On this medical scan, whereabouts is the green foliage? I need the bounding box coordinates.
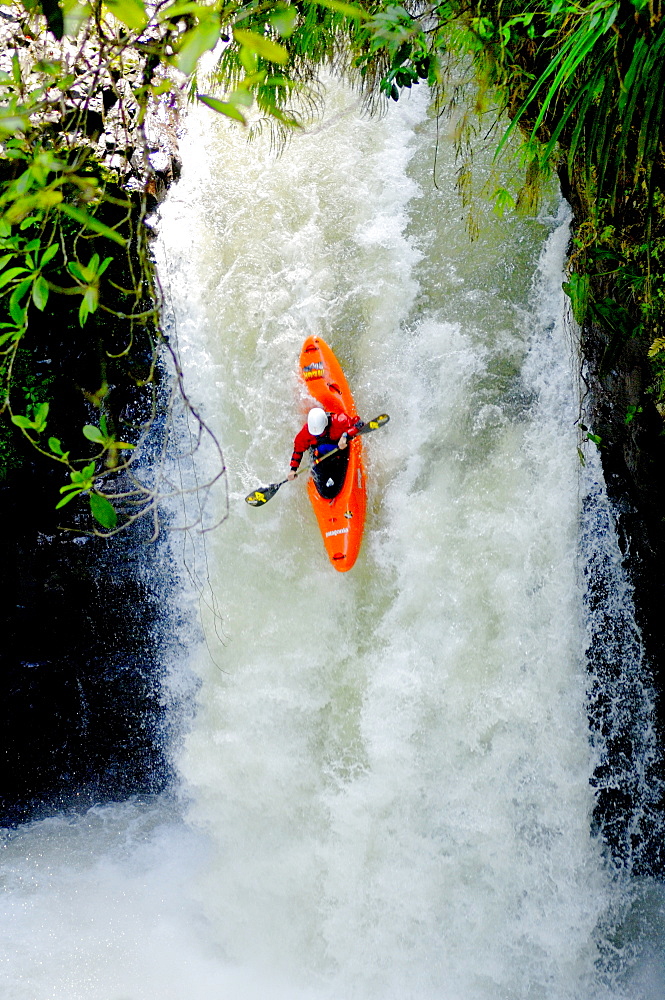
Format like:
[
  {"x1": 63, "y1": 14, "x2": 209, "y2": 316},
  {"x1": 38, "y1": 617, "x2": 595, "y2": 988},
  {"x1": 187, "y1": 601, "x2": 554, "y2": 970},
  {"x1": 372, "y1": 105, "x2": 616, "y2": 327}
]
[
  {"x1": 89, "y1": 491, "x2": 118, "y2": 529},
  {"x1": 11, "y1": 400, "x2": 49, "y2": 433},
  {"x1": 562, "y1": 272, "x2": 590, "y2": 325},
  {"x1": 430, "y1": 0, "x2": 665, "y2": 412},
  {"x1": 579, "y1": 423, "x2": 602, "y2": 447},
  {"x1": 56, "y1": 461, "x2": 97, "y2": 508},
  {"x1": 493, "y1": 0, "x2": 665, "y2": 226},
  {"x1": 67, "y1": 254, "x2": 114, "y2": 326},
  {"x1": 82, "y1": 414, "x2": 136, "y2": 460}
]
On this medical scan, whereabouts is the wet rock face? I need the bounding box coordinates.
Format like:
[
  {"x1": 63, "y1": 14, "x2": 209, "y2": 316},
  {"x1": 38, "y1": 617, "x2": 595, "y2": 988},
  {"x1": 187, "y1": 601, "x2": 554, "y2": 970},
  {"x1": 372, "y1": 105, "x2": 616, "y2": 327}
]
[
  {"x1": 0, "y1": 216, "x2": 184, "y2": 825},
  {"x1": 581, "y1": 318, "x2": 665, "y2": 672},
  {"x1": 581, "y1": 318, "x2": 665, "y2": 876},
  {"x1": 0, "y1": 448, "x2": 180, "y2": 826},
  {"x1": 0, "y1": 185, "x2": 181, "y2": 826}
]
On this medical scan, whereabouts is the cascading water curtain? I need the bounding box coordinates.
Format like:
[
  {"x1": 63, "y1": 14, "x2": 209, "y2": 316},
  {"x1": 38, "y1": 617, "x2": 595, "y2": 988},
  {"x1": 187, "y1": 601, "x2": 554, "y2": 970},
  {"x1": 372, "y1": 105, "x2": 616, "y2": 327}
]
[{"x1": 1, "y1": 80, "x2": 664, "y2": 1000}]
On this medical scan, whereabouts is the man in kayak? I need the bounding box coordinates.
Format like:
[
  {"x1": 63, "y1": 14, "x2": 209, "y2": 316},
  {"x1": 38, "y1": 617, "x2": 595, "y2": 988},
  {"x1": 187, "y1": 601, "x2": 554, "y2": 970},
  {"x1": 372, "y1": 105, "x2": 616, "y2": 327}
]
[{"x1": 287, "y1": 406, "x2": 363, "y2": 497}]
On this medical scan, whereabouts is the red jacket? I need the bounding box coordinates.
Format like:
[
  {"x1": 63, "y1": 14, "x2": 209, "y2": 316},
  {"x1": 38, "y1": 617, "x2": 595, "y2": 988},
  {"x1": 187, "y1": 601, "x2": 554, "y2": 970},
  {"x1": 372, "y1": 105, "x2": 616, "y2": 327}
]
[{"x1": 290, "y1": 412, "x2": 362, "y2": 471}]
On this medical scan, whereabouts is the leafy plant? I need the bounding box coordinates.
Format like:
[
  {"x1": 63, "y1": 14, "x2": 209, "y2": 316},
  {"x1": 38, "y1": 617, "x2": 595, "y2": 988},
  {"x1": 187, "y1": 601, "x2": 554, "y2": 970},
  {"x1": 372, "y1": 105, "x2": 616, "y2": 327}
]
[
  {"x1": 82, "y1": 414, "x2": 135, "y2": 468},
  {"x1": 563, "y1": 272, "x2": 590, "y2": 326},
  {"x1": 56, "y1": 460, "x2": 118, "y2": 529},
  {"x1": 67, "y1": 254, "x2": 114, "y2": 327},
  {"x1": 10, "y1": 401, "x2": 49, "y2": 435}
]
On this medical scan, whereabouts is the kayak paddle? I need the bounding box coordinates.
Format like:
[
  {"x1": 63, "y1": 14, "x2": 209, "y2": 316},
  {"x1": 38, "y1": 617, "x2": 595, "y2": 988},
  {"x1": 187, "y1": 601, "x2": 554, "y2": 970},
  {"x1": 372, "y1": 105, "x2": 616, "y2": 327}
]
[{"x1": 245, "y1": 413, "x2": 390, "y2": 507}]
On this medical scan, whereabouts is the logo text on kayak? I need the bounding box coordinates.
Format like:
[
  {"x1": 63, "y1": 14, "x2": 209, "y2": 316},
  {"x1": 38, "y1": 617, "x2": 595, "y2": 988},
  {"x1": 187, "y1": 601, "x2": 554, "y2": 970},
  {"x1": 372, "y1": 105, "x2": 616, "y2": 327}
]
[{"x1": 303, "y1": 363, "x2": 324, "y2": 381}]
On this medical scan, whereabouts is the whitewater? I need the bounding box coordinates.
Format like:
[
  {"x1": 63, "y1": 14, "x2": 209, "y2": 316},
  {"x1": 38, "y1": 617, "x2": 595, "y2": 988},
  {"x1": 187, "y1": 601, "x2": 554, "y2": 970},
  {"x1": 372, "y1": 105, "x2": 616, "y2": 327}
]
[{"x1": 2, "y1": 82, "x2": 664, "y2": 1000}]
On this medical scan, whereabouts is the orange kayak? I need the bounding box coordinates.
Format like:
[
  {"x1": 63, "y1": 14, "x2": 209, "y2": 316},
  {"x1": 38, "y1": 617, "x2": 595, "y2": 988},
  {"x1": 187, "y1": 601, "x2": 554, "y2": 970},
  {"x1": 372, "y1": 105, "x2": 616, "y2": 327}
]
[{"x1": 299, "y1": 336, "x2": 366, "y2": 572}]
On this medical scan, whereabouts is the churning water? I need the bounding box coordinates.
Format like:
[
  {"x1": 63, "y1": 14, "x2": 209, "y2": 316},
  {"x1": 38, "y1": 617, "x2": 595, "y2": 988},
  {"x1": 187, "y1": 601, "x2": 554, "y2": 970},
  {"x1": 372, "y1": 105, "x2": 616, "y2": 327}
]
[{"x1": 2, "y1": 82, "x2": 665, "y2": 999}]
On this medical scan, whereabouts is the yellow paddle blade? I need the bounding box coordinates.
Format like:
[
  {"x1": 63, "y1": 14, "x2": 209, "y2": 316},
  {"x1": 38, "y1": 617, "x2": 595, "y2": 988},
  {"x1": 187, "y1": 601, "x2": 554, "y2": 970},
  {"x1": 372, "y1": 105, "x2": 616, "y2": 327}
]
[{"x1": 245, "y1": 481, "x2": 283, "y2": 506}]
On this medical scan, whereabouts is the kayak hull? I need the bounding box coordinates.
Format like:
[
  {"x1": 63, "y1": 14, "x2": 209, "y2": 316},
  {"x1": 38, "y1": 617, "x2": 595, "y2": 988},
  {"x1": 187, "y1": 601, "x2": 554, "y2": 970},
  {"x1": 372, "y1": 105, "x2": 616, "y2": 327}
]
[{"x1": 299, "y1": 336, "x2": 366, "y2": 572}]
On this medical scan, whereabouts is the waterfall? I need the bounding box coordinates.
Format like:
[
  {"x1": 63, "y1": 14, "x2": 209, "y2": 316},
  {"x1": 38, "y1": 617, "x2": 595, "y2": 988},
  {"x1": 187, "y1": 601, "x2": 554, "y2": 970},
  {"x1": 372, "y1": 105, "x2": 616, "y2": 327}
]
[{"x1": 1, "y1": 82, "x2": 664, "y2": 1000}]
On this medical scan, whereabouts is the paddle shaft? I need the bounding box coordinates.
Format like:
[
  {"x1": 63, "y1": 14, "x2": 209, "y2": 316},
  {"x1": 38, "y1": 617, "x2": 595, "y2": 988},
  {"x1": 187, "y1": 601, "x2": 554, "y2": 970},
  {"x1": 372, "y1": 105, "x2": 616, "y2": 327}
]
[
  {"x1": 262, "y1": 436, "x2": 353, "y2": 493},
  {"x1": 245, "y1": 414, "x2": 389, "y2": 507}
]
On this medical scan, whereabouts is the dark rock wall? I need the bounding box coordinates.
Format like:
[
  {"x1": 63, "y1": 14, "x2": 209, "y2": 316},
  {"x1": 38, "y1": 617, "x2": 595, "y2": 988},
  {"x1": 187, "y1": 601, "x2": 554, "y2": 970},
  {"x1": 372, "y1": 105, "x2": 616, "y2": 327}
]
[
  {"x1": 581, "y1": 316, "x2": 665, "y2": 696},
  {"x1": 579, "y1": 315, "x2": 665, "y2": 875},
  {"x1": 0, "y1": 192, "x2": 183, "y2": 826},
  {"x1": 0, "y1": 466, "x2": 177, "y2": 825}
]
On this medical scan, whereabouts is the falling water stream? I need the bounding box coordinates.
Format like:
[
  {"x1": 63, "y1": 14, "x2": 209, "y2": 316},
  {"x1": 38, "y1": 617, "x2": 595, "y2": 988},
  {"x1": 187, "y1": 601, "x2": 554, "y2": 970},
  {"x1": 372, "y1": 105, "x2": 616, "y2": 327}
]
[{"x1": 2, "y1": 82, "x2": 665, "y2": 1000}]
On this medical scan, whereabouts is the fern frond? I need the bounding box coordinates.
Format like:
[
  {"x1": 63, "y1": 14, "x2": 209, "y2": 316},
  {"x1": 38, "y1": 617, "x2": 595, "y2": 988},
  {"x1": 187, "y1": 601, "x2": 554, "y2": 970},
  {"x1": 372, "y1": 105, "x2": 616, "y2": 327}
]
[{"x1": 648, "y1": 337, "x2": 665, "y2": 358}]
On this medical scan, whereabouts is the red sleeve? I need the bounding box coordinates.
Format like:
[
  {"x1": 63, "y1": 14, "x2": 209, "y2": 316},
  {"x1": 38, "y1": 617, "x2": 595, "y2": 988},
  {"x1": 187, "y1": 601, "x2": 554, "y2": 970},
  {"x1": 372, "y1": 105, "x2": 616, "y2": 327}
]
[
  {"x1": 329, "y1": 413, "x2": 362, "y2": 441},
  {"x1": 290, "y1": 425, "x2": 315, "y2": 470},
  {"x1": 347, "y1": 415, "x2": 363, "y2": 439}
]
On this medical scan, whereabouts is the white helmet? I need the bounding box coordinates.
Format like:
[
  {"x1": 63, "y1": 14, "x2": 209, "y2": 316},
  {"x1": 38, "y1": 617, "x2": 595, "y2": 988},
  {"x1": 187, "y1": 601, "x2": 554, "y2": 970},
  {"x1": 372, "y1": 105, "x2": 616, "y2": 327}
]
[{"x1": 307, "y1": 407, "x2": 328, "y2": 435}]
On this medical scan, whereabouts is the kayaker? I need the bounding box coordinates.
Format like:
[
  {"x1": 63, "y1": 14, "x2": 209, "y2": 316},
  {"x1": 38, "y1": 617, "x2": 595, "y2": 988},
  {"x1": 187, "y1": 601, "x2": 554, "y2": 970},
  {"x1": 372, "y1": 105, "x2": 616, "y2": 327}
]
[{"x1": 287, "y1": 407, "x2": 363, "y2": 493}]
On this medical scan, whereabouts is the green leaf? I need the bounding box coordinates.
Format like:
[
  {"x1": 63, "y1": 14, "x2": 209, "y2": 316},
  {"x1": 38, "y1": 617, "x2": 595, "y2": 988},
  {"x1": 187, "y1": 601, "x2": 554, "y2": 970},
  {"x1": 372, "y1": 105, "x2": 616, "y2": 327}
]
[
  {"x1": 83, "y1": 286, "x2": 98, "y2": 314},
  {"x1": 40, "y1": 243, "x2": 59, "y2": 267},
  {"x1": 32, "y1": 402, "x2": 49, "y2": 432},
  {"x1": 58, "y1": 203, "x2": 127, "y2": 247},
  {"x1": 103, "y1": 0, "x2": 148, "y2": 31},
  {"x1": 150, "y1": 79, "x2": 173, "y2": 97},
  {"x1": 233, "y1": 70, "x2": 267, "y2": 90},
  {"x1": 239, "y1": 46, "x2": 258, "y2": 73},
  {"x1": 78, "y1": 296, "x2": 90, "y2": 327},
  {"x1": 197, "y1": 93, "x2": 247, "y2": 124},
  {"x1": 55, "y1": 488, "x2": 84, "y2": 509},
  {"x1": 562, "y1": 272, "x2": 590, "y2": 325},
  {"x1": 175, "y1": 16, "x2": 221, "y2": 75},
  {"x1": 233, "y1": 28, "x2": 289, "y2": 65},
  {"x1": 90, "y1": 492, "x2": 118, "y2": 529},
  {"x1": 0, "y1": 327, "x2": 23, "y2": 347},
  {"x1": 270, "y1": 6, "x2": 298, "y2": 36},
  {"x1": 48, "y1": 436, "x2": 68, "y2": 458},
  {"x1": 68, "y1": 460, "x2": 96, "y2": 487},
  {"x1": 0, "y1": 266, "x2": 30, "y2": 289},
  {"x1": 83, "y1": 424, "x2": 105, "y2": 443},
  {"x1": 11, "y1": 414, "x2": 33, "y2": 429},
  {"x1": 34, "y1": 190, "x2": 63, "y2": 210},
  {"x1": 9, "y1": 278, "x2": 32, "y2": 325},
  {"x1": 67, "y1": 260, "x2": 89, "y2": 282},
  {"x1": 32, "y1": 275, "x2": 49, "y2": 311}
]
